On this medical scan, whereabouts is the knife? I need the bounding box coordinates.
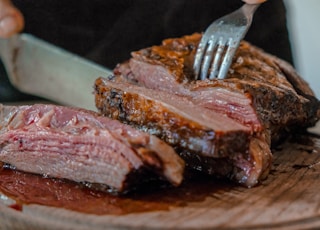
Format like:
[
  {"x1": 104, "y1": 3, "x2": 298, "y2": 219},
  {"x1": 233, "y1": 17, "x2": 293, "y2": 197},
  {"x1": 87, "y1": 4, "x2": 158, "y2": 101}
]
[{"x1": 0, "y1": 33, "x2": 113, "y2": 111}]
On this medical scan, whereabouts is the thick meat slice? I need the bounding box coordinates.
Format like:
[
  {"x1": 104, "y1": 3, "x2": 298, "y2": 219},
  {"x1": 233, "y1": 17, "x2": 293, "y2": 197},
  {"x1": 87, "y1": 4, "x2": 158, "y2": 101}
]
[
  {"x1": 0, "y1": 104, "x2": 184, "y2": 192},
  {"x1": 95, "y1": 33, "x2": 319, "y2": 187},
  {"x1": 120, "y1": 33, "x2": 319, "y2": 140},
  {"x1": 95, "y1": 78, "x2": 272, "y2": 187}
]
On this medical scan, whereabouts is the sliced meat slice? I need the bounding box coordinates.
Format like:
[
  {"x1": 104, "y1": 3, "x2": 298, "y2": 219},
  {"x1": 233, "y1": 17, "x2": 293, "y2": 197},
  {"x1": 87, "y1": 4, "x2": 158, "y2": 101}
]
[
  {"x1": 94, "y1": 78, "x2": 272, "y2": 187},
  {"x1": 0, "y1": 104, "x2": 184, "y2": 192},
  {"x1": 116, "y1": 33, "x2": 320, "y2": 142}
]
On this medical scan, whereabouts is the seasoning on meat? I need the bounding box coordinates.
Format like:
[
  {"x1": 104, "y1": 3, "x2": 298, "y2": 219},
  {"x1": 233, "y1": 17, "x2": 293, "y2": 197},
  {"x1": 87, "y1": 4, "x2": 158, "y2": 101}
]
[{"x1": 95, "y1": 33, "x2": 320, "y2": 187}]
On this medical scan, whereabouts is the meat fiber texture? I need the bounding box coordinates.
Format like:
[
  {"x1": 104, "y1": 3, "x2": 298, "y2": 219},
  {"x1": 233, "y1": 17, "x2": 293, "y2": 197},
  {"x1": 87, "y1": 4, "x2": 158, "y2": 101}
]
[
  {"x1": 0, "y1": 104, "x2": 184, "y2": 193},
  {"x1": 94, "y1": 33, "x2": 320, "y2": 187}
]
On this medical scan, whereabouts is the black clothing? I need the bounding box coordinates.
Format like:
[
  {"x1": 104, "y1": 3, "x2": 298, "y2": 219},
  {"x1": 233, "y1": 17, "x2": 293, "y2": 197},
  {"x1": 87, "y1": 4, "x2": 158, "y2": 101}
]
[
  {"x1": 13, "y1": 0, "x2": 293, "y2": 67},
  {"x1": 1, "y1": 0, "x2": 293, "y2": 101}
]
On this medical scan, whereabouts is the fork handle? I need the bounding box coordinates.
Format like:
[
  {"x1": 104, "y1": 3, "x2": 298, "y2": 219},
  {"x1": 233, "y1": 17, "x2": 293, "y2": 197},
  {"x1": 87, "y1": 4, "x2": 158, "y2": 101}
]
[{"x1": 241, "y1": 3, "x2": 261, "y2": 23}]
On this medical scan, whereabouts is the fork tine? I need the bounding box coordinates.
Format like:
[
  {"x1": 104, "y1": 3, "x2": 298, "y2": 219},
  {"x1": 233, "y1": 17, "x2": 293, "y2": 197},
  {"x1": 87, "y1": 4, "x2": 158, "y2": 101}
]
[
  {"x1": 217, "y1": 38, "x2": 238, "y2": 79},
  {"x1": 200, "y1": 36, "x2": 217, "y2": 80},
  {"x1": 208, "y1": 37, "x2": 226, "y2": 80},
  {"x1": 193, "y1": 38, "x2": 208, "y2": 80}
]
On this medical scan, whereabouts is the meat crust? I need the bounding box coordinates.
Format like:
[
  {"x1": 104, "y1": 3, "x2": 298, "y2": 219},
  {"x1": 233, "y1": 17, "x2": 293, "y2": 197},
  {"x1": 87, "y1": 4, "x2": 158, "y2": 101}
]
[{"x1": 95, "y1": 33, "x2": 319, "y2": 187}]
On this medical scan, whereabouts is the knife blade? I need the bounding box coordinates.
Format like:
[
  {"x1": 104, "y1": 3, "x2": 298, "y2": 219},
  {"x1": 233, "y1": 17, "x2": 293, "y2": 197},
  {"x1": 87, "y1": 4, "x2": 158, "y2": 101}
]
[{"x1": 0, "y1": 33, "x2": 113, "y2": 111}]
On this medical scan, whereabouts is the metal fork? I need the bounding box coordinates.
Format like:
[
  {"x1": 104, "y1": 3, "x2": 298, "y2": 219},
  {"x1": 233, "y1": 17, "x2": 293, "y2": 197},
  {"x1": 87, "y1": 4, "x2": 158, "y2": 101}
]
[{"x1": 193, "y1": 3, "x2": 260, "y2": 80}]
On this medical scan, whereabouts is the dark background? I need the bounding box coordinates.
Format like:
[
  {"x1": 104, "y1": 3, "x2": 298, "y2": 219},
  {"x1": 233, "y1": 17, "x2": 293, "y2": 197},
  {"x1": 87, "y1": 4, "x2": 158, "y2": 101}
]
[{"x1": 1, "y1": 0, "x2": 292, "y2": 101}]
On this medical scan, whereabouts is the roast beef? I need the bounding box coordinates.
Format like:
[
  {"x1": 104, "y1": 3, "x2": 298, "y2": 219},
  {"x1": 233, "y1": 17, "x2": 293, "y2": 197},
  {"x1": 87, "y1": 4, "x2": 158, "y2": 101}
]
[
  {"x1": 94, "y1": 33, "x2": 320, "y2": 187},
  {"x1": 116, "y1": 33, "x2": 319, "y2": 141},
  {"x1": 0, "y1": 104, "x2": 184, "y2": 192}
]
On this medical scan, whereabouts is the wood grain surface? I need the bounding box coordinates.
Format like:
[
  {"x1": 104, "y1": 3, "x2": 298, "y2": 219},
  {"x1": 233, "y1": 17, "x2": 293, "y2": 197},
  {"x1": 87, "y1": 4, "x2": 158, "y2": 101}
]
[{"x1": 1, "y1": 123, "x2": 320, "y2": 230}]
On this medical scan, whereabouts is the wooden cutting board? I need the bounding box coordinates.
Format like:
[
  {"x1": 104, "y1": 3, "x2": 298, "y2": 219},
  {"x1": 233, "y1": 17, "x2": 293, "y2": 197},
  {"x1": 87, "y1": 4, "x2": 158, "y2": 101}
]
[{"x1": 1, "y1": 123, "x2": 320, "y2": 230}]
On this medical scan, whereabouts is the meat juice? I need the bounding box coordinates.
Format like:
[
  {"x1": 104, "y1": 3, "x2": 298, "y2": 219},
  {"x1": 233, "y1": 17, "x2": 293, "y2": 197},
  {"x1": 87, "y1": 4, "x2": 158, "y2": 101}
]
[{"x1": 0, "y1": 166, "x2": 231, "y2": 215}]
